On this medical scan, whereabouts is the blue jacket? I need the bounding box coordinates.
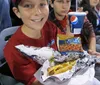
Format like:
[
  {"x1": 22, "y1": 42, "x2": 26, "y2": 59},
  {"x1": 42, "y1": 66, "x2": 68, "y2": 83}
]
[{"x1": 0, "y1": 0, "x2": 12, "y2": 32}]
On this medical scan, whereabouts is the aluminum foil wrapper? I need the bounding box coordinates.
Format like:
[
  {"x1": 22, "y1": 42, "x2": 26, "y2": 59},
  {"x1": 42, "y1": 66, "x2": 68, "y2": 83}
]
[
  {"x1": 15, "y1": 44, "x2": 61, "y2": 65},
  {"x1": 15, "y1": 44, "x2": 99, "y2": 65},
  {"x1": 15, "y1": 44, "x2": 84, "y2": 65},
  {"x1": 40, "y1": 52, "x2": 97, "y2": 83}
]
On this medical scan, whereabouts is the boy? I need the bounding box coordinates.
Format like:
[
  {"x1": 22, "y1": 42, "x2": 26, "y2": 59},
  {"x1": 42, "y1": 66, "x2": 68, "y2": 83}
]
[
  {"x1": 4, "y1": 0, "x2": 58, "y2": 85},
  {"x1": 49, "y1": 0, "x2": 97, "y2": 55}
]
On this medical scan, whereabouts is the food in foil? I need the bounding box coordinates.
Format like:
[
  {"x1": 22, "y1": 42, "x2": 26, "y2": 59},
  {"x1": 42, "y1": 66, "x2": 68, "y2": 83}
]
[
  {"x1": 15, "y1": 44, "x2": 83, "y2": 65},
  {"x1": 15, "y1": 44, "x2": 99, "y2": 82},
  {"x1": 15, "y1": 44, "x2": 98, "y2": 65},
  {"x1": 54, "y1": 52, "x2": 83, "y2": 63},
  {"x1": 41, "y1": 53, "x2": 97, "y2": 82}
]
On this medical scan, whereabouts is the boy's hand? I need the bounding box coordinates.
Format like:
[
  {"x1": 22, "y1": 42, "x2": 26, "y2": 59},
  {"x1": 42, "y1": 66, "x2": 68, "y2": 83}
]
[
  {"x1": 77, "y1": 7, "x2": 83, "y2": 12},
  {"x1": 77, "y1": 7, "x2": 88, "y2": 14},
  {"x1": 88, "y1": 50, "x2": 100, "y2": 57},
  {"x1": 66, "y1": 19, "x2": 74, "y2": 38}
]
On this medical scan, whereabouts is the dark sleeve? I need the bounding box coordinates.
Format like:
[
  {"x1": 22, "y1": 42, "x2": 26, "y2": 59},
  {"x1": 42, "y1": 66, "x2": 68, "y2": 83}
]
[
  {"x1": 84, "y1": 19, "x2": 95, "y2": 37},
  {"x1": 81, "y1": 19, "x2": 96, "y2": 43}
]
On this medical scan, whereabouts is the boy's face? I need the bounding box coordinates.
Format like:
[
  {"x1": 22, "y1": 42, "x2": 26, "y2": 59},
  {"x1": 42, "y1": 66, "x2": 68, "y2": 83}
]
[
  {"x1": 13, "y1": 0, "x2": 49, "y2": 31},
  {"x1": 90, "y1": 0, "x2": 99, "y2": 7},
  {"x1": 51, "y1": 0, "x2": 71, "y2": 19}
]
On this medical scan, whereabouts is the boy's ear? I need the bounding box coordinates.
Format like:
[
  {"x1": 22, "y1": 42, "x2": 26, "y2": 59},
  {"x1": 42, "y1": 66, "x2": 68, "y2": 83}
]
[
  {"x1": 13, "y1": 7, "x2": 21, "y2": 18},
  {"x1": 50, "y1": 0, "x2": 54, "y2": 8}
]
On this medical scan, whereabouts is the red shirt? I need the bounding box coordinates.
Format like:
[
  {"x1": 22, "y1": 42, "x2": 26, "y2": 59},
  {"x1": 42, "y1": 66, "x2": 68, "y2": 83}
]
[{"x1": 4, "y1": 21, "x2": 57, "y2": 85}]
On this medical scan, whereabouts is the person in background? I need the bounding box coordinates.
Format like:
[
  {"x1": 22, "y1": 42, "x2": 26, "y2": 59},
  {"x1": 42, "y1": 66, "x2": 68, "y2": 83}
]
[
  {"x1": 49, "y1": 0, "x2": 99, "y2": 55},
  {"x1": 95, "y1": 0, "x2": 100, "y2": 51},
  {"x1": 79, "y1": 0, "x2": 100, "y2": 53},
  {"x1": 96, "y1": 0, "x2": 100, "y2": 14},
  {"x1": 79, "y1": 0, "x2": 100, "y2": 34},
  {"x1": 4, "y1": 0, "x2": 58, "y2": 85},
  {"x1": 95, "y1": 0, "x2": 100, "y2": 52},
  {"x1": 79, "y1": 0, "x2": 100, "y2": 81},
  {"x1": 95, "y1": 0, "x2": 100, "y2": 19},
  {"x1": 0, "y1": 0, "x2": 12, "y2": 32}
]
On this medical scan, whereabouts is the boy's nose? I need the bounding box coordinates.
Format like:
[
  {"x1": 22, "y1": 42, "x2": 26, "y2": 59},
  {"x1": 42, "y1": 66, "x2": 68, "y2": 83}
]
[
  {"x1": 62, "y1": 3, "x2": 67, "y2": 9},
  {"x1": 33, "y1": 7, "x2": 42, "y2": 15}
]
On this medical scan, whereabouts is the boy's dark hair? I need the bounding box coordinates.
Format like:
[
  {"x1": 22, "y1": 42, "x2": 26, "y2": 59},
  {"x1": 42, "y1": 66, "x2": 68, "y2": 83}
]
[
  {"x1": 12, "y1": 0, "x2": 21, "y2": 7},
  {"x1": 79, "y1": 0, "x2": 90, "y2": 7},
  {"x1": 51, "y1": 0, "x2": 55, "y2": 3},
  {"x1": 51, "y1": 0, "x2": 72, "y2": 4},
  {"x1": 49, "y1": 10, "x2": 66, "y2": 33},
  {"x1": 49, "y1": 0, "x2": 64, "y2": 32},
  {"x1": 11, "y1": 0, "x2": 23, "y2": 25}
]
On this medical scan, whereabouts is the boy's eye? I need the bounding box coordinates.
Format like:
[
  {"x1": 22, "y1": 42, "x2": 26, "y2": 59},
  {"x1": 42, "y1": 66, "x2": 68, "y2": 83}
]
[
  {"x1": 24, "y1": 4, "x2": 33, "y2": 8},
  {"x1": 66, "y1": 0, "x2": 70, "y2": 3},
  {"x1": 40, "y1": 3, "x2": 47, "y2": 7},
  {"x1": 56, "y1": 0, "x2": 70, "y2": 3},
  {"x1": 56, "y1": 0, "x2": 62, "y2": 2}
]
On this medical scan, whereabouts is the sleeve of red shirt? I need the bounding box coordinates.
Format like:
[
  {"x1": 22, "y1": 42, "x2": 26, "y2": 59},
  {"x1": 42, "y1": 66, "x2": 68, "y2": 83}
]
[
  {"x1": 46, "y1": 21, "x2": 58, "y2": 50},
  {"x1": 4, "y1": 44, "x2": 41, "y2": 85}
]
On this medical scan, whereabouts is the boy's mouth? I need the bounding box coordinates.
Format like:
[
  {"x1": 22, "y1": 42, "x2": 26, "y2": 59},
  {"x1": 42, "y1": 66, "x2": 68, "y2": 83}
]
[
  {"x1": 31, "y1": 18, "x2": 43, "y2": 22},
  {"x1": 61, "y1": 10, "x2": 67, "y2": 13}
]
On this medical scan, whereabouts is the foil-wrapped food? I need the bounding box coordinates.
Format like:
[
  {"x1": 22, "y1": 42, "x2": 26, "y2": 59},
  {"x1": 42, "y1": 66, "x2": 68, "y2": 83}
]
[
  {"x1": 15, "y1": 44, "x2": 99, "y2": 83},
  {"x1": 15, "y1": 44, "x2": 83, "y2": 65},
  {"x1": 41, "y1": 53, "x2": 97, "y2": 82}
]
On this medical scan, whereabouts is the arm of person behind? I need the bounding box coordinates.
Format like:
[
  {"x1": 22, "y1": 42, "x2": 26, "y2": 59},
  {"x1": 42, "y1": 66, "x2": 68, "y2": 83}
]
[
  {"x1": 88, "y1": 36, "x2": 96, "y2": 52},
  {"x1": 83, "y1": 18, "x2": 96, "y2": 52},
  {"x1": 87, "y1": 21, "x2": 96, "y2": 52}
]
